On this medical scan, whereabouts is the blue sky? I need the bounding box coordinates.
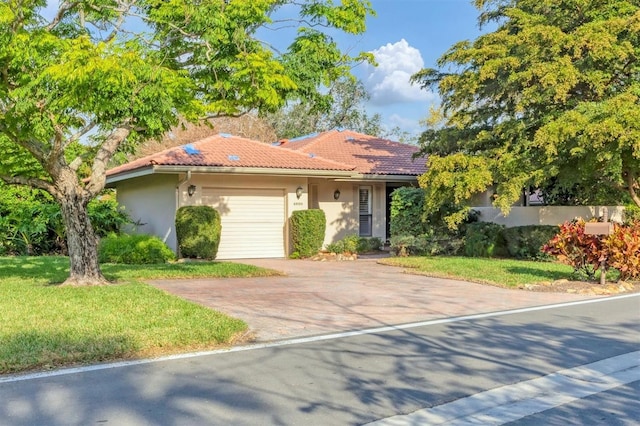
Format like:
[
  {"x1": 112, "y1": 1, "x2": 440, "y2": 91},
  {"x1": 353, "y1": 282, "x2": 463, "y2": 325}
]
[{"x1": 348, "y1": 0, "x2": 492, "y2": 138}]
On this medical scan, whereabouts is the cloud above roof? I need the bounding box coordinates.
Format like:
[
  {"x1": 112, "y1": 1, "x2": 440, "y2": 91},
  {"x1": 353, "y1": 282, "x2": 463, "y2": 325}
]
[{"x1": 363, "y1": 39, "x2": 436, "y2": 106}]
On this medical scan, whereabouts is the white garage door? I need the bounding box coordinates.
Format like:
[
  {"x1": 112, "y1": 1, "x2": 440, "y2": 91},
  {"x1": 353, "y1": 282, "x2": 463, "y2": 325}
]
[{"x1": 201, "y1": 188, "x2": 286, "y2": 259}]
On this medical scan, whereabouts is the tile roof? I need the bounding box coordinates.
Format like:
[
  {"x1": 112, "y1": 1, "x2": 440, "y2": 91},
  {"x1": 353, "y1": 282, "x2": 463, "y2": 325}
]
[
  {"x1": 106, "y1": 133, "x2": 355, "y2": 177},
  {"x1": 280, "y1": 129, "x2": 426, "y2": 175}
]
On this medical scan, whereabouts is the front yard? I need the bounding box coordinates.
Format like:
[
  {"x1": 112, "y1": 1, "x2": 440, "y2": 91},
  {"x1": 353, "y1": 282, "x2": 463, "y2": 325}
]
[
  {"x1": 378, "y1": 256, "x2": 637, "y2": 293},
  {"x1": 0, "y1": 256, "x2": 279, "y2": 375}
]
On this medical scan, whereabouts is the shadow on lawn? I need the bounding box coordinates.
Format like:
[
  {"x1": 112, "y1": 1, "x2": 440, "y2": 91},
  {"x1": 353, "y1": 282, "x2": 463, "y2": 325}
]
[
  {"x1": 0, "y1": 256, "x2": 69, "y2": 284},
  {"x1": 504, "y1": 265, "x2": 571, "y2": 282}
]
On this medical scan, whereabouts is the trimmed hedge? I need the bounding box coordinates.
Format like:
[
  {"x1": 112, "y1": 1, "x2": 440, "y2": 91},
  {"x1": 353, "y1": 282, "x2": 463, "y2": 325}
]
[
  {"x1": 503, "y1": 225, "x2": 557, "y2": 260},
  {"x1": 464, "y1": 222, "x2": 507, "y2": 257},
  {"x1": 290, "y1": 209, "x2": 326, "y2": 258},
  {"x1": 175, "y1": 206, "x2": 222, "y2": 259},
  {"x1": 98, "y1": 234, "x2": 175, "y2": 264}
]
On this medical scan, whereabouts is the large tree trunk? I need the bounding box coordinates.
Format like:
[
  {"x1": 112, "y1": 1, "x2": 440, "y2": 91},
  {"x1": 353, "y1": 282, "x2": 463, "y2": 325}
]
[{"x1": 58, "y1": 189, "x2": 108, "y2": 286}]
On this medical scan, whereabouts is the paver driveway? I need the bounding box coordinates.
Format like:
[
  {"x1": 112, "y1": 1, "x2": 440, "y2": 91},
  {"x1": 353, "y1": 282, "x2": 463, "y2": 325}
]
[{"x1": 150, "y1": 258, "x2": 596, "y2": 342}]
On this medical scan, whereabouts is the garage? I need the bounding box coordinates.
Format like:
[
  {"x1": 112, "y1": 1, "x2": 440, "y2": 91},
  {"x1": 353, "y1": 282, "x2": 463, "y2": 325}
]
[{"x1": 201, "y1": 187, "x2": 286, "y2": 259}]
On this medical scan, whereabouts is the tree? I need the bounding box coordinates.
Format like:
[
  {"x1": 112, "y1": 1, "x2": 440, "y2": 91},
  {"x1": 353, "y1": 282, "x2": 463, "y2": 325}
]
[
  {"x1": 0, "y1": 0, "x2": 374, "y2": 285},
  {"x1": 412, "y1": 0, "x2": 640, "y2": 227},
  {"x1": 263, "y1": 76, "x2": 385, "y2": 139}
]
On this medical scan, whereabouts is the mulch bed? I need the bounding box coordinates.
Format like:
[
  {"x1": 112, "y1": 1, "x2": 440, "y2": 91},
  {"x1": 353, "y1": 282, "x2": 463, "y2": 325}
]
[{"x1": 517, "y1": 279, "x2": 640, "y2": 295}]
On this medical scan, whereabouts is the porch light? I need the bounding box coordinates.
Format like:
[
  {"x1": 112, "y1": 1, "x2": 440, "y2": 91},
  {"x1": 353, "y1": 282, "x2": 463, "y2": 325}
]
[
  {"x1": 187, "y1": 184, "x2": 196, "y2": 197},
  {"x1": 333, "y1": 189, "x2": 341, "y2": 200},
  {"x1": 296, "y1": 186, "x2": 303, "y2": 199}
]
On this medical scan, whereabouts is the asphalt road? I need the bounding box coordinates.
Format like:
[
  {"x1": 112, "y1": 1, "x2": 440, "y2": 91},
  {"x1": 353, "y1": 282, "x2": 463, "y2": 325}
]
[{"x1": 1, "y1": 295, "x2": 638, "y2": 425}]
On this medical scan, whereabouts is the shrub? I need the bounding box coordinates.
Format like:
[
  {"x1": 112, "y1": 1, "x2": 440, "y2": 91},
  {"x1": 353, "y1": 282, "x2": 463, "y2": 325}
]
[
  {"x1": 290, "y1": 209, "x2": 326, "y2": 258},
  {"x1": 88, "y1": 196, "x2": 131, "y2": 238},
  {"x1": 99, "y1": 234, "x2": 175, "y2": 264},
  {"x1": 390, "y1": 187, "x2": 428, "y2": 237},
  {"x1": 502, "y1": 225, "x2": 557, "y2": 260},
  {"x1": 603, "y1": 222, "x2": 640, "y2": 281},
  {"x1": 326, "y1": 234, "x2": 360, "y2": 254},
  {"x1": 357, "y1": 237, "x2": 383, "y2": 253},
  {"x1": 390, "y1": 235, "x2": 416, "y2": 257},
  {"x1": 543, "y1": 219, "x2": 640, "y2": 280},
  {"x1": 463, "y1": 222, "x2": 507, "y2": 257},
  {"x1": 0, "y1": 185, "x2": 130, "y2": 256},
  {"x1": 175, "y1": 206, "x2": 222, "y2": 259}
]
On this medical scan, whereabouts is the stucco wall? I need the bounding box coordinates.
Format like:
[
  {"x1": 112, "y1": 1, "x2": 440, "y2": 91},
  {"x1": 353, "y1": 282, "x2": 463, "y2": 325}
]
[
  {"x1": 310, "y1": 179, "x2": 386, "y2": 247},
  {"x1": 475, "y1": 206, "x2": 625, "y2": 227},
  {"x1": 115, "y1": 174, "x2": 179, "y2": 249}
]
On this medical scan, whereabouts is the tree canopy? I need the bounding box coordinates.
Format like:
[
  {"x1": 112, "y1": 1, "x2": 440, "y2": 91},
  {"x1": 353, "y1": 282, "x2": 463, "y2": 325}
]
[
  {"x1": 0, "y1": 0, "x2": 374, "y2": 284},
  {"x1": 412, "y1": 0, "x2": 640, "y2": 226}
]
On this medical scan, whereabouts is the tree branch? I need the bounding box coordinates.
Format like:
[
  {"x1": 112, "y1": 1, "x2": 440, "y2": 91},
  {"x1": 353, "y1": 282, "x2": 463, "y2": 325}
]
[
  {"x1": 85, "y1": 125, "x2": 132, "y2": 196},
  {"x1": 46, "y1": 1, "x2": 80, "y2": 31},
  {"x1": 0, "y1": 174, "x2": 59, "y2": 197},
  {"x1": 627, "y1": 169, "x2": 640, "y2": 208}
]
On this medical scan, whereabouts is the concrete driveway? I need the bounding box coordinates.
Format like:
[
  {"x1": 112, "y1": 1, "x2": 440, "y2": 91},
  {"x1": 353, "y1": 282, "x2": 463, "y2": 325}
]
[{"x1": 150, "y1": 258, "x2": 595, "y2": 342}]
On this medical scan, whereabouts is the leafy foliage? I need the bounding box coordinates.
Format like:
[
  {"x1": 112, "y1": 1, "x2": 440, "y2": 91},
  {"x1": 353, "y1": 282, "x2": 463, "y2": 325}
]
[
  {"x1": 0, "y1": 185, "x2": 129, "y2": 255},
  {"x1": 390, "y1": 187, "x2": 429, "y2": 237},
  {"x1": 502, "y1": 225, "x2": 557, "y2": 260},
  {"x1": 290, "y1": 209, "x2": 326, "y2": 258},
  {"x1": 98, "y1": 234, "x2": 175, "y2": 264},
  {"x1": 464, "y1": 222, "x2": 507, "y2": 258},
  {"x1": 356, "y1": 237, "x2": 383, "y2": 253},
  {"x1": 603, "y1": 222, "x2": 640, "y2": 281},
  {"x1": 326, "y1": 234, "x2": 359, "y2": 255},
  {"x1": 413, "y1": 0, "x2": 640, "y2": 226},
  {"x1": 0, "y1": 0, "x2": 374, "y2": 283},
  {"x1": 175, "y1": 206, "x2": 222, "y2": 260},
  {"x1": 542, "y1": 219, "x2": 640, "y2": 281}
]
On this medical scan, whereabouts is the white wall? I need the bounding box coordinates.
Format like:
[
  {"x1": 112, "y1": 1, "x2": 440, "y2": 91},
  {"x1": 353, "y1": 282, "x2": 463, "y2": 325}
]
[
  {"x1": 115, "y1": 174, "x2": 179, "y2": 249},
  {"x1": 475, "y1": 206, "x2": 625, "y2": 227}
]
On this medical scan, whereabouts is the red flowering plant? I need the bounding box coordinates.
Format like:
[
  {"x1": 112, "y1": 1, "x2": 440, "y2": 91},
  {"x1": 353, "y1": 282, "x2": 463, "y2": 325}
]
[
  {"x1": 542, "y1": 219, "x2": 603, "y2": 280},
  {"x1": 603, "y1": 222, "x2": 640, "y2": 281},
  {"x1": 543, "y1": 219, "x2": 640, "y2": 282}
]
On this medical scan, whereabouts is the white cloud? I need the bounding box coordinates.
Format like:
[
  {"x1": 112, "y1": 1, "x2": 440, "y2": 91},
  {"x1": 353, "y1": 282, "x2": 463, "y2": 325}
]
[{"x1": 363, "y1": 39, "x2": 436, "y2": 106}]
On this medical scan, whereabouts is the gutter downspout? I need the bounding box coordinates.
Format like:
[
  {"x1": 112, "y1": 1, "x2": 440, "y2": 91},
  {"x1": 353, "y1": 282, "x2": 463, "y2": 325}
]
[{"x1": 176, "y1": 170, "x2": 192, "y2": 209}]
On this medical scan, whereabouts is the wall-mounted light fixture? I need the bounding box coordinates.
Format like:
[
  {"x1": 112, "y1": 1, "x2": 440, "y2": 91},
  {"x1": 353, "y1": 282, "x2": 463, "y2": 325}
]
[
  {"x1": 187, "y1": 184, "x2": 196, "y2": 197},
  {"x1": 333, "y1": 189, "x2": 341, "y2": 200},
  {"x1": 296, "y1": 186, "x2": 304, "y2": 199}
]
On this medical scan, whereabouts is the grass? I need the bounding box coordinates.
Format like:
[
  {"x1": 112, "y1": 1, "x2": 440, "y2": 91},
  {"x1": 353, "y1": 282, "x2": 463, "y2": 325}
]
[
  {"x1": 378, "y1": 256, "x2": 576, "y2": 288},
  {"x1": 0, "y1": 256, "x2": 280, "y2": 375}
]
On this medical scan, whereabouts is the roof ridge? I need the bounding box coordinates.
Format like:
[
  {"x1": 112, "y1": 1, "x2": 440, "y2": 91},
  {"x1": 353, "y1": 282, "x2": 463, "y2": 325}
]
[{"x1": 278, "y1": 138, "x2": 356, "y2": 170}]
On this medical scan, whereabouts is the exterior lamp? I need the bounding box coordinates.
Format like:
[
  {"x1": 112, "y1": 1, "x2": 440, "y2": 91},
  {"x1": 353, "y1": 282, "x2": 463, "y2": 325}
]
[
  {"x1": 187, "y1": 184, "x2": 196, "y2": 197},
  {"x1": 296, "y1": 186, "x2": 303, "y2": 199},
  {"x1": 333, "y1": 189, "x2": 341, "y2": 200}
]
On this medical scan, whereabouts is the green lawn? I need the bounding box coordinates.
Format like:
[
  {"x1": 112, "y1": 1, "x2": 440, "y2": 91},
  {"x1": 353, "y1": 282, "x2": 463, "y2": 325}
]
[
  {"x1": 378, "y1": 256, "x2": 576, "y2": 287},
  {"x1": 0, "y1": 256, "x2": 280, "y2": 375}
]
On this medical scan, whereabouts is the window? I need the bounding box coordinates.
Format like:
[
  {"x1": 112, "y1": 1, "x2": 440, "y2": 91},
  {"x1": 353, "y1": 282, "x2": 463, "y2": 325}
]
[{"x1": 359, "y1": 186, "x2": 372, "y2": 236}]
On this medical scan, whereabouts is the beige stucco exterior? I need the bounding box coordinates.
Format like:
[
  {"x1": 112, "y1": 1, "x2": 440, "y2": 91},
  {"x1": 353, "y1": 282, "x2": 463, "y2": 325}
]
[
  {"x1": 114, "y1": 172, "x2": 395, "y2": 257},
  {"x1": 116, "y1": 174, "x2": 179, "y2": 249}
]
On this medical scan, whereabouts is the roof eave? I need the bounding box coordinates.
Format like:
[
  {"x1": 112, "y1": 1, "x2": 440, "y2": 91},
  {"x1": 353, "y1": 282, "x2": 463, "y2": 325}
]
[
  {"x1": 335, "y1": 174, "x2": 421, "y2": 182},
  {"x1": 106, "y1": 165, "x2": 356, "y2": 184}
]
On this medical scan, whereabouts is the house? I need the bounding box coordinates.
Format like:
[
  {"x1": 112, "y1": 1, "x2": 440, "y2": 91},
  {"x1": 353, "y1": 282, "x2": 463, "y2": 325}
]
[{"x1": 105, "y1": 129, "x2": 426, "y2": 259}]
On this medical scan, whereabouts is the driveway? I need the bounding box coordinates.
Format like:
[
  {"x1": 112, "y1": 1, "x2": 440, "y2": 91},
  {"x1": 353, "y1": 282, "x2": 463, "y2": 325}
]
[{"x1": 150, "y1": 258, "x2": 596, "y2": 342}]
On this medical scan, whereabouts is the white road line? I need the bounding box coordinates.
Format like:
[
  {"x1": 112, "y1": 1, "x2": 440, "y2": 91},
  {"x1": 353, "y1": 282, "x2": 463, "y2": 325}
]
[
  {"x1": 367, "y1": 351, "x2": 640, "y2": 426},
  {"x1": 1, "y1": 293, "x2": 638, "y2": 384}
]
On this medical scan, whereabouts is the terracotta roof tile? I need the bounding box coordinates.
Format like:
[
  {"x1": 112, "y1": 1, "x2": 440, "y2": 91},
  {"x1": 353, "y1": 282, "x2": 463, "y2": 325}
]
[
  {"x1": 106, "y1": 133, "x2": 355, "y2": 177},
  {"x1": 280, "y1": 129, "x2": 427, "y2": 175}
]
